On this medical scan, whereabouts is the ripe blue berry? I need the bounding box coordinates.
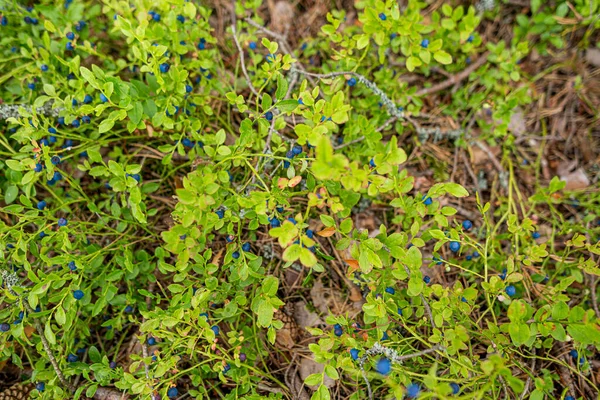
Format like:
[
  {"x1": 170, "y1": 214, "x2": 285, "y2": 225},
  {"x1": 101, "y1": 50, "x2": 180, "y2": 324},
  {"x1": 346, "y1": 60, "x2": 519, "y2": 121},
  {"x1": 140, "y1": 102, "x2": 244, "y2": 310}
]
[
  {"x1": 199, "y1": 312, "x2": 209, "y2": 321},
  {"x1": 423, "y1": 276, "x2": 431, "y2": 284},
  {"x1": 185, "y1": 84, "x2": 193, "y2": 93},
  {"x1": 292, "y1": 144, "x2": 303, "y2": 156},
  {"x1": 306, "y1": 229, "x2": 314, "y2": 238},
  {"x1": 40, "y1": 138, "x2": 50, "y2": 147},
  {"x1": 177, "y1": 15, "x2": 185, "y2": 23},
  {"x1": 449, "y1": 241, "x2": 460, "y2": 253},
  {"x1": 167, "y1": 387, "x2": 178, "y2": 398},
  {"x1": 473, "y1": 251, "x2": 480, "y2": 258},
  {"x1": 421, "y1": 39, "x2": 429, "y2": 48},
  {"x1": 450, "y1": 382, "x2": 460, "y2": 394},
  {"x1": 41, "y1": 64, "x2": 49, "y2": 72},
  {"x1": 347, "y1": 77, "x2": 357, "y2": 86},
  {"x1": 232, "y1": 251, "x2": 240, "y2": 259},
  {"x1": 27, "y1": 82, "x2": 35, "y2": 90},
  {"x1": 48, "y1": 127, "x2": 57, "y2": 134},
  {"x1": 397, "y1": 308, "x2": 403, "y2": 316},
  {"x1": 462, "y1": 220, "x2": 473, "y2": 230},
  {"x1": 67, "y1": 353, "x2": 78, "y2": 362},
  {"x1": 223, "y1": 364, "x2": 231, "y2": 373},
  {"x1": 82, "y1": 115, "x2": 91, "y2": 124},
  {"x1": 109, "y1": 361, "x2": 117, "y2": 369},
  {"x1": 461, "y1": 297, "x2": 467, "y2": 303},
  {"x1": 36, "y1": 382, "x2": 45, "y2": 392},
  {"x1": 50, "y1": 156, "x2": 61, "y2": 166},
  {"x1": 565, "y1": 397, "x2": 574, "y2": 400},
  {"x1": 66, "y1": 32, "x2": 75, "y2": 40},
  {"x1": 0, "y1": 16, "x2": 7, "y2": 26},
  {"x1": 125, "y1": 305, "x2": 133, "y2": 313},
  {"x1": 381, "y1": 331, "x2": 389, "y2": 340},
  {"x1": 500, "y1": 268, "x2": 507, "y2": 280},
  {"x1": 406, "y1": 383, "x2": 420, "y2": 398},
  {"x1": 83, "y1": 94, "x2": 93, "y2": 104},
  {"x1": 385, "y1": 287, "x2": 395, "y2": 295},
  {"x1": 53, "y1": 171, "x2": 63, "y2": 181},
  {"x1": 369, "y1": 158, "x2": 376, "y2": 168},
  {"x1": 239, "y1": 353, "x2": 247, "y2": 362},
  {"x1": 0, "y1": 323, "x2": 9, "y2": 332},
  {"x1": 147, "y1": 337, "x2": 156, "y2": 345},
  {"x1": 68, "y1": 261, "x2": 77, "y2": 271},
  {"x1": 211, "y1": 325, "x2": 220, "y2": 335},
  {"x1": 270, "y1": 217, "x2": 281, "y2": 227},
  {"x1": 66, "y1": 42, "x2": 74, "y2": 51},
  {"x1": 72, "y1": 119, "x2": 80, "y2": 128},
  {"x1": 242, "y1": 242, "x2": 251, "y2": 252},
  {"x1": 100, "y1": 93, "x2": 108, "y2": 103},
  {"x1": 249, "y1": 41, "x2": 257, "y2": 50},
  {"x1": 73, "y1": 290, "x2": 84, "y2": 300},
  {"x1": 216, "y1": 210, "x2": 224, "y2": 219},
  {"x1": 505, "y1": 285, "x2": 516, "y2": 297},
  {"x1": 265, "y1": 111, "x2": 273, "y2": 121},
  {"x1": 152, "y1": 13, "x2": 160, "y2": 22},
  {"x1": 532, "y1": 231, "x2": 540, "y2": 239},
  {"x1": 375, "y1": 358, "x2": 391, "y2": 375},
  {"x1": 287, "y1": 217, "x2": 297, "y2": 225},
  {"x1": 350, "y1": 348, "x2": 359, "y2": 360},
  {"x1": 58, "y1": 218, "x2": 68, "y2": 227},
  {"x1": 467, "y1": 35, "x2": 474, "y2": 43},
  {"x1": 379, "y1": 13, "x2": 387, "y2": 20},
  {"x1": 37, "y1": 200, "x2": 47, "y2": 210},
  {"x1": 159, "y1": 63, "x2": 170, "y2": 73}
]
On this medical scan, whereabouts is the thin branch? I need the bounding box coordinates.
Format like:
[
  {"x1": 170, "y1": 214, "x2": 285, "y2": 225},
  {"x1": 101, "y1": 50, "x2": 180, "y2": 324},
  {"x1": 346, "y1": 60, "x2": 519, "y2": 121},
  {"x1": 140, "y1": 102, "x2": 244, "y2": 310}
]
[
  {"x1": 231, "y1": 24, "x2": 260, "y2": 99},
  {"x1": 414, "y1": 52, "x2": 490, "y2": 97},
  {"x1": 22, "y1": 301, "x2": 74, "y2": 392}
]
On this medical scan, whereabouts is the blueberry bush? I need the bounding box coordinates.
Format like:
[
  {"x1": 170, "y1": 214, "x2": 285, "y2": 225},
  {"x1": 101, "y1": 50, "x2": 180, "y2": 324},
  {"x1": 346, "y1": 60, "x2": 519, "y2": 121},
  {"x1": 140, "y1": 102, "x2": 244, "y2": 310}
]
[{"x1": 1, "y1": 0, "x2": 599, "y2": 399}]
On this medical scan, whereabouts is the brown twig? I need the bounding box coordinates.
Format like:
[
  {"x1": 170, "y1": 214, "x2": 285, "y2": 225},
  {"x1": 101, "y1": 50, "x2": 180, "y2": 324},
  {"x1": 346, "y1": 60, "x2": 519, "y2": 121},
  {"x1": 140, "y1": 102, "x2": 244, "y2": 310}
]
[
  {"x1": 414, "y1": 52, "x2": 490, "y2": 97},
  {"x1": 231, "y1": 24, "x2": 260, "y2": 99}
]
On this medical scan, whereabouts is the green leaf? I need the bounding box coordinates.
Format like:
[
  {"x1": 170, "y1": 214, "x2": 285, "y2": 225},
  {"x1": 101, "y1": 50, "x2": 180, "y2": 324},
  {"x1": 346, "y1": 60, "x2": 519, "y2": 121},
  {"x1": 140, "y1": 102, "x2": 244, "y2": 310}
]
[
  {"x1": 55, "y1": 306, "x2": 66, "y2": 326},
  {"x1": 98, "y1": 119, "x2": 115, "y2": 133},
  {"x1": 277, "y1": 99, "x2": 298, "y2": 112},
  {"x1": 257, "y1": 300, "x2": 274, "y2": 327},
  {"x1": 262, "y1": 276, "x2": 279, "y2": 296},
  {"x1": 299, "y1": 248, "x2": 317, "y2": 267},
  {"x1": 4, "y1": 185, "x2": 18, "y2": 204},
  {"x1": 88, "y1": 346, "x2": 102, "y2": 363},
  {"x1": 44, "y1": 320, "x2": 56, "y2": 345},
  {"x1": 304, "y1": 373, "x2": 322, "y2": 386},
  {"x1": 433, "y1": 51, "x2": 452, "y2": 65}
]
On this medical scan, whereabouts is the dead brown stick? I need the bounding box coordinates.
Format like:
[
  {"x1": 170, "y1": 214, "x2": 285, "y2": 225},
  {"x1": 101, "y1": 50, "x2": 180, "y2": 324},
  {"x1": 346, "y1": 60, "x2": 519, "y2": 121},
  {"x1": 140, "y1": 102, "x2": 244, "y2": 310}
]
[{"x1": 415, "y1": 52, "x2": 490, "y2": 97}]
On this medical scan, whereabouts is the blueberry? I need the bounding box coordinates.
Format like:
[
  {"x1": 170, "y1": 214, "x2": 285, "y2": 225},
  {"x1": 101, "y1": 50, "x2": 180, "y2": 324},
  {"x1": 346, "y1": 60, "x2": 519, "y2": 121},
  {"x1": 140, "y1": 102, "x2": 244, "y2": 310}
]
[
  {"x1": 152, "y1": 13, "x2": 160, "y2": 22},
  {"x1": 347, "y1": 77, "x2": 357, "y2": 86},
  {"x1": 265, "y1": 111, "x2": 273, "y2": 121},
  {"x1": 41, "y1": 64, "x2": 49, "y2": 72},
  {"x1": 0, "y1": 323, "x2": 9, "y2": 332},
  {"x1": 334, "y1": 327, "x2": 343, "y2": 336},
  {"x1": 100, "y1": 93, "x2": 108, "y2": 103},
  {"x1": 177, "y1": 15, "x2": 185, "y2": 23},
  {"x1": 67, "y1": 73, "x2": 75, "y2": 80},
  {"x1": 167, "y1": 387, "x2": 178, "y2": 398},
  {"x1": 36, "y1": 382, "x2": 45, "y2": 392},
  {"x1": 462, "y1": 220, "x2": 473, "y2": 230},
  {"x1": 58, "y1": 117, "x2": 65, "y2": 125},
  {"x1": 66, "y1": 42, "x2": 75, "y2": 51},
  {"x1": 287, "y1": 217, "x2": 297, "y2": 225},
  {"x1": 199, "y1": 312, "x2": 209, "y2": 320},
  {"x1": 406, "y1": 383, "x2": 420, "y2": 398},
  {"x1": 58, "y1": 218, "x2": 68, "y2": 227},
  {"x1": 68, "y1": 261, "x2": 77, "y2": 271},
  {"x1": 298, "y1": 98, "x2": 304, "y2": 105},
  {"x1": 381, "y1": 331, "x2": 389, "y2": 340},
  {"x1": 72, "y1": 119, "x2": 80, "y2": 128},
  {"x1": 0, "y1": 16, "x2": 6, "y2": 26},
  {"x1": 216, "y1": 210, "x2": 224, "y2": 219},
  {"x1": 266, "y1": 53, "x2": 275, "y2": 63},
  {"x1": 83, "y1": 94, "x2": 93, "y2": 104},
  {"x1": 467, "y1": 35, "x2": 474, "y2": 43},
  {"x1": 375, "y1": 358, "x2": 391, "y2": 375},
  {"x1": 449, "y1": 241, "x2": 460, "y2": 253},
  {"x1": 198, "y1": 38, "x2": 206, "y2": 50},
  {"x1": 292, "y1": 144, "x2": 303, "y2": 156},
  {"x1": 500, "y1": 268, "x2": 507, "y2": 280},
  {"x1": 466, "y1": 57, "x2": 471, "y2": 64},
  {"x1": 39, "y1": 231, "x2": 47, "y2": 239},
  {"x1": 369, "y1": 158, "x2": 376, "y2": 168},
  {"x1": 223, "y1": 363, "x2": 231, "y2": 373},
  {"x1": 28, "y1": 82, "x2": 36, "y2": 90},
  {"x1": 232, "y1": 251, "x2": 240, "y2": 259},
  {"x1": 286, "y1": 150, "x2": 294, "y2": 159},
  {"x1": 242, "y1": 243, "x2": 251, "y2": 252},
  {"x1": 350, "y1": 348, "x2": 359, "y2": 360},
  {"x1": 249, "y1": 41, "x2": 257, "y2": 50},
  {"x1": 125, "y1": 305, "x2": 134, "y2": 313},
  {"x1": 390, "y1": 33, "x2": 398, "y2": 39},
  {"x1": 132, "y1": 174, "x2": 141, "y2": 182},
  {"x1": 73, "y1": 290, "x2": 84, "y2": 300},
  {"x1": 147, "y1": 337, "x2": 156, "y2": 345},
  {"x1": 306, "y1": 229, "x2": 314, "y2": 238},
  {"x1": 505, "y1": 285, "x2": 516, "y2": 297},
  {"x1": 423, "y1": 276, "x2": 431, "y2": 284},
  {"x1": 66, "y1": 32, "x2": 75, "y2": 40},
  {"x1": 385, "y1": 287, "x2": 395, "y2": 295},
  {"x1": 48, "y1": 127, "x2": 57, "y2": 134},
  {"x1": 159, "y1": 63, "x2": 170, "y2": 73},
  {"x1": 379, "y1": 13, "x2": 387, "y2": 20},
  {"x1": 565, "y1": 397, "x2": 574, "y2": 400},
  {"x1": 421, "y1": 39, "x2": 429, "y2": 48},
  {"x1": 185, "y1": 84, "x2": 193, "y2": 93},
  {"x1": 67, "y1": 353, "x2": 78, "y2": 362},
  {"x1": 53, "y1": 171, "x2": 62, "y2": 181},
  {"x1": 40, "y1": 139, "x2": 49, "y2": 147},
  {"x1": 34, "y1": 163, "x2": 43, "y2": 172},
  {"x1": 37, "y1": 200, "x2": 47, "y2": 210},
  {"x1": 569, "y1": 349, "x2": 578, "y2": 359},
  {"x1": 82, "y1": 115, "x2": 91, "y2": 124},
  {"x1": 397, "y1": 308, "x2": 403, "y2": 316},
  {"x1": 276, "y1": 206, "x2": 284, "y2": 213},
  {"x1": 151, "y1": 355, "x2": 157, "y2": 362},
  {"x1": 270, "y1": 217, "x2": 281, "y2": 227},
  {"x1": 181, "y1": 138, "x2": 193, "y2": 148},
  {"x1": 466, "y1": 255, "x2": 472, "y2": 261},
  {"x1": 239, "y1": 352, "x2": 247, "y2": 362},
  {"x1": 64, "y1": 139, "x2": 73, "y2": 147},
  {"x1": 75, "y1": 21, "x2": 85, "y2": 31},
  {"x1": 532, "y1": 232, "x2": 540, "y2": 239},
  {"x1": 109, "y1": 361, "x2": 117, "y2": 369},
  {"x1": 461, "y1": 297, "x2": 467, "y2": 303},
  {"x1": 211, "y1": 325, "x2": 220, "y2": 335},
  {"x1": 473, "y1": 251, "x2": 480, "y2": 258},
  {"x1": 24, "y1": 16, "x2": 32, "y2": 24},
  {"x1": 50, "y1": 156, "x2": 61, "y2": 166}
]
